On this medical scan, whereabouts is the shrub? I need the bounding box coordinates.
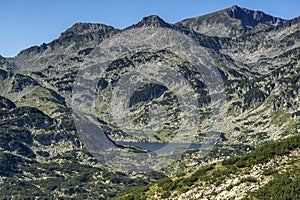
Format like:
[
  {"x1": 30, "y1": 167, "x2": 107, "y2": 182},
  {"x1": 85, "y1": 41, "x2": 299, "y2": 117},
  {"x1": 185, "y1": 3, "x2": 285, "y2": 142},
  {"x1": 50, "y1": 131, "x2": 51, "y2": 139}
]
[{"x1": 161, "y1": 191, "x2": 171, "y2": 199}]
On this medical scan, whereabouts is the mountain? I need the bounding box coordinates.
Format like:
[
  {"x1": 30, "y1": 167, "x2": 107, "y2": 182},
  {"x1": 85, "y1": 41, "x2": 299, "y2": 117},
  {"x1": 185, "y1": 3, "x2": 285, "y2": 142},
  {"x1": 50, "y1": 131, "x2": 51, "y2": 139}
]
[
  {"x1": 0, "y1": 6, "x2": 299, "y2": 199},
  {"x1": 19, "y1": 22, "x2": 119, "y2": 56},
  {"x1": 13, "y1": 23, "x2": 120, "y2": 72},
  {"x1": 132, "y1": 15, "x2": 172, "y2": 28},
  {"x1": 177, "y1": 5, "x2": 285, "y2": 37}
]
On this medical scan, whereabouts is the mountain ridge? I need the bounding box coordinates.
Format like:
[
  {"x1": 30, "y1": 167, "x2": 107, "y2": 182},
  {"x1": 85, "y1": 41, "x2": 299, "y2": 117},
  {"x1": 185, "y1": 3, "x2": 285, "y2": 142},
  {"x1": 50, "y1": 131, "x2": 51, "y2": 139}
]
[
  {"x1": 176, "y1": 5, "x2": 285, "y2": 37},
  {"x1": 0, "y1": 5, "x2": 299, "y2": 199},
  {"x1": 2, "y1": 5, "x2": 290, "y2": 59}
]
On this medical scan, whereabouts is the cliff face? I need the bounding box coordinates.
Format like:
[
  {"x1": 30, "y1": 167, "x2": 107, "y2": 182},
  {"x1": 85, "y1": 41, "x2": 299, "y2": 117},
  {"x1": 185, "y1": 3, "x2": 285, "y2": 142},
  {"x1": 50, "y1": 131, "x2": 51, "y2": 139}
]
[{"x1": 0, "y1": 5, "x2": 299, "y2": 199}]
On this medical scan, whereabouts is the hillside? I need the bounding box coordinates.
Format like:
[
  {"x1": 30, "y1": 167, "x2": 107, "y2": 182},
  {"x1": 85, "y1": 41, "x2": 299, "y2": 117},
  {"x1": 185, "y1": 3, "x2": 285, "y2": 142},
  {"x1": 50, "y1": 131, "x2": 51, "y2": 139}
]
[
  {"x1": 114, "y1": 134, "x2": 300, "y2": 199},
  {"x1": 0, "y1": 5, "x2": 299, "y2": 199}
]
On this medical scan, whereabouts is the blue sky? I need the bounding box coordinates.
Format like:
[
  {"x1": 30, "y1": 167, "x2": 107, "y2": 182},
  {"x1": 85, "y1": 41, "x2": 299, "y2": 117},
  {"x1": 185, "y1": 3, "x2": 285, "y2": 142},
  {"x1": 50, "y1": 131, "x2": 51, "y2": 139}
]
[{"x1": 1, "y1": 0, "x2": 299, "y2": 57}]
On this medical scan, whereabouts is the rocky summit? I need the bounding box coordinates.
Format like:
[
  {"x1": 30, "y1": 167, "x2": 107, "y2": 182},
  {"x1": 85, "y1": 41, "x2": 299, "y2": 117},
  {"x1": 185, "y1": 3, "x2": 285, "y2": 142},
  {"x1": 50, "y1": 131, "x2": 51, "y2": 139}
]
[{"x1": 0, "y1": 5, "x2": 299, "y2": 199}]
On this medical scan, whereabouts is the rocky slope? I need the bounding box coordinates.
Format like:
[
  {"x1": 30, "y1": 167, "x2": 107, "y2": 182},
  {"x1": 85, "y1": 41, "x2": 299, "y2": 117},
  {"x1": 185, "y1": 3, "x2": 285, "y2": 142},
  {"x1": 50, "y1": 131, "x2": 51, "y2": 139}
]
[
  {"x1": 0, "y1": 5, "x2": 299, "y2": 199},
  {"x1": 177, "y1": 5, "x2": 285, "y2": 37},
  {"x1": 115, "y1": 134, "x2": 300, "y2": 199}
]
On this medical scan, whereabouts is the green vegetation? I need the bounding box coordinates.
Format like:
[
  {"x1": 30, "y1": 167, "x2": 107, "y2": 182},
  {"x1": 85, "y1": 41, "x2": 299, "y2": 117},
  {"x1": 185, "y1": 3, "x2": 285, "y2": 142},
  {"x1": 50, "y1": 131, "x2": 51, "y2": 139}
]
[
  {"x1": 0, "y1": 7, "x2": 299, "y2": 200},
  {"x1": 244, "y1": 167, "x2": 300, "y2": 200},
  {"x1": 0, "y1": 106, "x2": 54, "y2": 130},
  {"x1": 270, "y1": 111, "x2": 291, "y2": 126},
  {"x1": 0, "y1": 153, "x2": 148, "y2": 199},
  {"x1": 129, "y1": 83, "x2": 168, "y2": 107},
  {"x1": 222, "y1": 134, "x2": 300, "y2": 167},
  {"x1": 0, "y1": 96, "x2": 16, "y2": 109},
  {"x1": 11, "y1": 73, "x2": 39, "y2": 92},
  {"x1": 0, "y1": 152, "x2": 26, "y2": 177},
  {"x1": 242, "y1": 87, "x2": 267, "y2": 109},
  {"x1": 114, "y1": 134, "x2": 300, "y2": 199}
]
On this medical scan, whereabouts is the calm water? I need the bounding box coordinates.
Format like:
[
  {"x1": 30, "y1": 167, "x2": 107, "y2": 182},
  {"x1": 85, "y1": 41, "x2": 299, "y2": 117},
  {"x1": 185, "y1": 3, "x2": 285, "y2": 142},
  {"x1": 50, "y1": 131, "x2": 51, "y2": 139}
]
[{"x1": 115, "y1": 141, "x2": 205, "y2": 153}]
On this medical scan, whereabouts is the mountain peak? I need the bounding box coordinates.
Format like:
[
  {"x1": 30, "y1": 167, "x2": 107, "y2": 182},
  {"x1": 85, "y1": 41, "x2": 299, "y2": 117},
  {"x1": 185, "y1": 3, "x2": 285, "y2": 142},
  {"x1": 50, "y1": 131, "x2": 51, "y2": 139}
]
[
  {"x1": 225, "y1": 6, "x2": 284, "y2": 26},
  {"x1": 177, "y1": 6, "x2": 285, "y2": 37},
  {"x1": 60, "y1": 22, "x2": 117, "y2": 38},
  {"x1": 230, "y1": 5, "x2": 241, "y2": 10},
  {"x1": 134, "y1": 15, "x2": 171, "y2": 28},
  {"x1": 16, "y1": 22, "x2": 119, "y2": 58}
]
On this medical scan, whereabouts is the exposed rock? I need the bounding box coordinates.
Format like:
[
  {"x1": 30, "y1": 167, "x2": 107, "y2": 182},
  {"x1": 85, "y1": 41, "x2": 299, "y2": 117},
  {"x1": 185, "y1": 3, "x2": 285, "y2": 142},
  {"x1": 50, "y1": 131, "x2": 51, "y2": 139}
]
[
  {"x1": 0, "y1": 5, "x2": 299, "y2": 199},
  {"x1": 177, "y1": 5, "x2": 285, "y2": 37}
]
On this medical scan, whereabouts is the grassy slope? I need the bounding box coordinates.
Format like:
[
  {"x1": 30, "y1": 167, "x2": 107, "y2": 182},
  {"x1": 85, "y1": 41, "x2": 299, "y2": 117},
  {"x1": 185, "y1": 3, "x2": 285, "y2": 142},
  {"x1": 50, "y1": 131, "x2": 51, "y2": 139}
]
[{"x1": 114, "y1": 133, "x2": 300, "y2": 200}]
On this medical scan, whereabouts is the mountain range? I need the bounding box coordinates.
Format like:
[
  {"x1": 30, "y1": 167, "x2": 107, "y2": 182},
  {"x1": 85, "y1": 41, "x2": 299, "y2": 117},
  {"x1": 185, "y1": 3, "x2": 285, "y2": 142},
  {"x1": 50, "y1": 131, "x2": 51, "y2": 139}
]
[{"x1": 0, "y1": 5, "x2": 299, "y2": 199}]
